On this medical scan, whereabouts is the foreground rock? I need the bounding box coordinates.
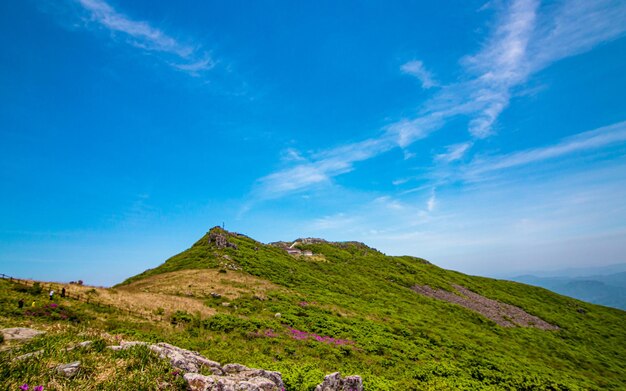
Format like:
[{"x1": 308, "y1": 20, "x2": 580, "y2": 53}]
[
  {"x1": 185, "y1": 369, "x2": 283, "y2": 391},
  {"x1": 65, "y1": 340, "x2": 92, "y2": 351},
  {"x1": 107, "y1": 339, "x2": 359, "y2": 390},
  {"x1": 14, "y1": 349, "x2": 43, "y2": 361},
  {"x1": 56, "y1": 361, "x2": 81, "y2": 378},
  {"x1": 1, "y1": 327, "x2": 45, "y2": 341},
  {"x1": 315, "y1": 372, "x2": 363, "y2": 391},
  {"x1": 154, "y1": 345, "x2": 285, "y2": 390},
  {"x1": 150, "y1": 343, "x2": 223, "y2": 374}
]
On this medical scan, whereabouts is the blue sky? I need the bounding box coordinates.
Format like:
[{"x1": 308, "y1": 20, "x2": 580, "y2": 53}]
[{"x1": 1, "y1": 0, "x2": 626, "y2": 286}]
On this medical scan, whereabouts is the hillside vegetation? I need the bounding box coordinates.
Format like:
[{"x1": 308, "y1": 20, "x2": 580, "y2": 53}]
[{"x1": 2, "y1": 226, "x2": 625, "y2": 390}]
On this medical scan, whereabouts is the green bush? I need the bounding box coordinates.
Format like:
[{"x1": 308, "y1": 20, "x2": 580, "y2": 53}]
[
  {"x1": 30, "y1": 281, "x2": 43, "y2": 295},
  {"x1": 203, "y1": 314, "x2": 252, "y2": 332},
  {"x1": 170, "y1": 310, "x2": 194, "y2": 325}
]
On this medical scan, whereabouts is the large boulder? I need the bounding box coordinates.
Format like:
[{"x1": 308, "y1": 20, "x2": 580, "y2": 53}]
[
  {"x1": 315, "y1": 372, "x2": 363, "y2": 391},
  {"x1": 149, "y1": 342, "x2": 223, "y2": 374},
  {"x1": 184, "y1": 370, "x2": 283, "y2": 391},
  {"x1": 222, "y1": 363, "x2": 284, "y2": 389}
]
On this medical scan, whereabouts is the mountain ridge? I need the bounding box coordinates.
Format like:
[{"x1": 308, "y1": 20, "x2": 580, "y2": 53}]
[{"x1": 108, "y1": 226, "x2": 626, "y2": 389}]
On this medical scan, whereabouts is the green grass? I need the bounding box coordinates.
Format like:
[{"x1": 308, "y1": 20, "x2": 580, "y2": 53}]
[{"x1": 3, "y1": 227, "x2": 626, "y2": 390}]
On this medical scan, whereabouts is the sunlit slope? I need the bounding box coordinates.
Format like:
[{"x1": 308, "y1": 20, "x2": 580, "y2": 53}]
[{"x1": 119, "y1": 227, "x2": 626, "y2": 389}]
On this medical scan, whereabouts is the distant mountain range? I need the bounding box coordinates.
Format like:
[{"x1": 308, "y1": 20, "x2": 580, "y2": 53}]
[{"x1": 509, "y1": 264, "x2": 626, "y2": 310}]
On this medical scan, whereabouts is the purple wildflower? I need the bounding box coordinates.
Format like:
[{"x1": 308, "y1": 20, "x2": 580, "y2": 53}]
[
  {"x1": 19, "y1": 385, "x2": 29, "y2": 391},
  {"x1": 288, "y1": 328, "x2": 354, "y2": 346},
  {"x1": 49, "y1": 303, "x2": 58, "y2": 308},
  {"x1": 34, "y1": 386, "x2": 44, "y2": 391}
]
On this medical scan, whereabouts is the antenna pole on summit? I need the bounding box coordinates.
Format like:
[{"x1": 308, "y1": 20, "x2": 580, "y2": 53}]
[{"x1": 222, "y1": 222, "x2": 225, "y2": 229}]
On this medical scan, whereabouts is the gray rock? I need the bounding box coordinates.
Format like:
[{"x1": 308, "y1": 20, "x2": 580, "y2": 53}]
[
  {"x1": 223, "y1": 363, "x2": 251, "y2": 373},
  {"x1": 98, "y1": 338, "x2": 285, "y2": 390},
  {"x1": 208, "y1": 232, "x2": 238, "y2": 249},
  {"x1": 107, "y1": 340, "x2": 148, "y2": 351},
  {"x1": 77, "y1": 340, "x2": 93, "y2": 348},
  {"x1": 14, "y1": 350, "x2": 43, "y2": 361},
  {"x1": 315, "y1": 372, "x2": 363, "y2": 391},
  {"x1": 56, "y1": 361, "x2": 81, "y2": 378},
  {"x1": 149, "y1": 342, "x2": 223, "y2": 374},
  {"x1": 184, "y1": 371, "x2": 283, "y2": 391},
  {"x1": 65, "y1": 340, "x2": 92, "y2": 351},
  {"x1": 121, "y1": 341, "x2": 148, "y2": 348},
  {"x1": 1, "y1": 327, "x2": 45, "y2": 341}
]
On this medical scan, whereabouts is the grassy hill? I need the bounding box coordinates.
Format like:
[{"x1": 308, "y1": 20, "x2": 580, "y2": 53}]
[{"x1": 2, "y1": 226, "x2": 626, "y2": 390}]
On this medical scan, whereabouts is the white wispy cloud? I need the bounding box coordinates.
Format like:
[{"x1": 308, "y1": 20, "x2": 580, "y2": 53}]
[
  {"x1": 529, "y1": 0, "x2": 626, "y2": 71},
  {"x1": 462, "y1": 0, "x2": 539, "y2": 138},
  {"x1": 252, "y1": 0, "x2": 626, "y2": 200},
  {"x1": 435, "y1": 142, "x2": 473, "y2": 163},
  {"x1": 281, "y1": 148, "x2": 307, "y2": 163},
  {"x1": 76, "y1": 0, "x2": 213, "y2": 75},
  {"x1": 456, "y1": 0, "x2": 626, "y2": 139},
  {"x1": 466, "y1": 120, "x2": 626, "y2": 177},
  {"x1": 401, "y1": 60, "x2": 437, "y2": 89},
  {"x1": 426, "y1": 191, "x2": 436, "y2": 212},
  {"x1": 311, "y1": 213, "x2": 357, "y2": 231},
  {"x1": 254, "y1": 136, "x2": 396, "y2": 199}
]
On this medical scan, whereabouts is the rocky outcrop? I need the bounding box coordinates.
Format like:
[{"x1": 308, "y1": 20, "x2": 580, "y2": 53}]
[
  {"x1": 208, "y1": 231, "x2": 238, "y2": 250},
  {"x1": 103, "y1": 339, "x2": 359, "y2": 390},
  {"x1": 315, "y1": 372, "x2": 363, "y2": 391},
  {"x1": 185, "y1": 363, "x2": 284, "y2": 391},
  {"x1": 297, "y1": 238, "x2": 328, "y2": 245},
  {"x1": 412, "y1": 284, "x2": 559, "y2": 330},
  {"x1": 1, "y1": 327, "x2": 45, "y2": 341},
  {"x1": 149, "y1": 343, "x2": 223, "y2": 375},
  {"x1": 185, "y1": 372, "x2": 280, "y2": 391}
]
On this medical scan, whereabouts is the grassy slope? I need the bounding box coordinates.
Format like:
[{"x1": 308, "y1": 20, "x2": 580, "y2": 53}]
[
  {"x1": 0, "y1": 279, "x2": 190, "y2": 390},
  {"x1": 116, "y1": 228, "x2": 626, "y2": 390},
  {"x1": 2, "y1": 227, "x2": 624, "y2": 390}
]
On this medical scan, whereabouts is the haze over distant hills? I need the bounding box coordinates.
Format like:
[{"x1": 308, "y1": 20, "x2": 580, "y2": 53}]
[{"x1": 508, "y1": 263, "x2": 626, "y2": 310}]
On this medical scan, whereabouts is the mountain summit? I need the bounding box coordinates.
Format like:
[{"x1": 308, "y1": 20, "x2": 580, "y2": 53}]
[{"x1": 112, "y1": 227, "x2": 626, "y2": 389}]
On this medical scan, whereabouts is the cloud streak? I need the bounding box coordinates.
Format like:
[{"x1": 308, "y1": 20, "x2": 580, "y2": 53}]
[
  {"x1": 254, "y1": 137, "x2": 396, "y2": 199},
  {"x1": 435, "y1": 142, "x2": 473, "y2": 163},
  {"x1": 466, "y1": 120, "x2": 626, "y2": 177},
  {"x1": 76, "y1": 0, "x2": 213, "y2": 75},
  {"x1": 252, "y1": 0, "x2": 626, "y2": 200},
  {"x1": 401, "y1": 60, "x2": 437, "y2": 89}
]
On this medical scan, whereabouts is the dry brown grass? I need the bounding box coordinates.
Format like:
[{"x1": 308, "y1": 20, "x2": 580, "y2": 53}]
[
  {"x1": 119, "y1": 269, "x2": 283, "y2": 300},
  {"x1": 35, "y1": 269, "x2": 282, "y2": 321},
  {"x1": 41, "y1": 280, "x2": 215, "y2": 319}
]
